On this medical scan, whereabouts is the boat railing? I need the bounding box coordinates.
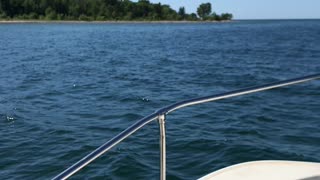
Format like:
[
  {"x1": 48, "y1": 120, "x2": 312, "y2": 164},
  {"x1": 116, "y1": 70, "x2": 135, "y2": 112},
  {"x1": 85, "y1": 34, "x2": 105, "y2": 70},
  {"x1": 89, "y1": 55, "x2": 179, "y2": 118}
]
[{"x1": 53, "y1": 74, "x2": 320, "y2": 180}]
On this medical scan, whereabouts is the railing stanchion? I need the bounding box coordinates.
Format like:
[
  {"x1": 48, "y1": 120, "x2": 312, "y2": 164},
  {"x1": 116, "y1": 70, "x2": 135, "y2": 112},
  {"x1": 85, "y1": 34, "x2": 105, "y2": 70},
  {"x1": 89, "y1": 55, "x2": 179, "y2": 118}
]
[{"x1": 158, "y1": 114, "x2": 166, "y2": 180}]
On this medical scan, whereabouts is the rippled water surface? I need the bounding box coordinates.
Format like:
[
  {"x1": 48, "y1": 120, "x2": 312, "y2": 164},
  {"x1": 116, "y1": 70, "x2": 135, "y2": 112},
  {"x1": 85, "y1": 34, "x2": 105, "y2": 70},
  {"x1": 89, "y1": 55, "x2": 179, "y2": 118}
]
[{"x1": 0, "y1": 20, "x2": 320, "y2": 179}]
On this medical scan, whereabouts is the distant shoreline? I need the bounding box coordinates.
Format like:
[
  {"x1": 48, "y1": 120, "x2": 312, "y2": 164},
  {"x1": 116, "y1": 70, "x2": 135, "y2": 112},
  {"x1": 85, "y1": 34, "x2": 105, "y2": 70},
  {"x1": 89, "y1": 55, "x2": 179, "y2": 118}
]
[{"x1": 0, "y1": 20, "x2": 231, "y2": 24}]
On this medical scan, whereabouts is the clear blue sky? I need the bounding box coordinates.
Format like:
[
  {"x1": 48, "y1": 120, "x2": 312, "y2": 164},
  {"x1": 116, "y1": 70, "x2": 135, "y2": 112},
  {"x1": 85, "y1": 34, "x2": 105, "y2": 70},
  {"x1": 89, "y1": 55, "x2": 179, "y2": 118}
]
[{"x1": 135, "y1": 0, "x2": 320, "y2": 19}]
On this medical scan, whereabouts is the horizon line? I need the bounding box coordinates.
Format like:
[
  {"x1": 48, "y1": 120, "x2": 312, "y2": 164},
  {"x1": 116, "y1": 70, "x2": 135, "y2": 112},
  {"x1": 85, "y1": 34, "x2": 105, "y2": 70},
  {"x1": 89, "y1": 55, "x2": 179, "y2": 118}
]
[{"x1": 235, "y1": 18, "x2": 320, "y2": 20}]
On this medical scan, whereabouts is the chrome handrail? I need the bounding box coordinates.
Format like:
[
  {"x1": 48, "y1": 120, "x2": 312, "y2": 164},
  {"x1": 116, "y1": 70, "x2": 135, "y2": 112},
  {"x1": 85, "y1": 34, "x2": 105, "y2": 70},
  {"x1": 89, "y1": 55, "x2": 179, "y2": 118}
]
[{"x1": 53, "y1": 74, "x2": 320, "y2": 180}]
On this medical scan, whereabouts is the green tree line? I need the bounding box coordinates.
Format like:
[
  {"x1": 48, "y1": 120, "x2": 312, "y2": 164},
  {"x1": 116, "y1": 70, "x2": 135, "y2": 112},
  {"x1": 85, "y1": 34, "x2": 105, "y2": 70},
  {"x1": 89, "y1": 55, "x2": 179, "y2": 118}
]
[{"x1": 0, "y1": 0, "x2": 232, "y2": 21}]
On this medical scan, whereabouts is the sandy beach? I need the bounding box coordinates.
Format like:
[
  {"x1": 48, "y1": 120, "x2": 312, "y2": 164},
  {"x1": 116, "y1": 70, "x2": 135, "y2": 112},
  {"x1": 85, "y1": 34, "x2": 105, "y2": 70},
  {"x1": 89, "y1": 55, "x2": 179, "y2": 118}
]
[{"x1": 0, "y1": 20, "x2": 231, "y2": 24}]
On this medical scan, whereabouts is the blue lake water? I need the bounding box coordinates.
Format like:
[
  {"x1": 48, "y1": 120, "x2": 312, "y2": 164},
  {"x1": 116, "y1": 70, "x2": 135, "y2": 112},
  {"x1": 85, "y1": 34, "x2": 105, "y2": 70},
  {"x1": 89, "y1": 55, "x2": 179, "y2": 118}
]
[{"x1": 0, "y1": 20, "x2": 319, "y2": 179}]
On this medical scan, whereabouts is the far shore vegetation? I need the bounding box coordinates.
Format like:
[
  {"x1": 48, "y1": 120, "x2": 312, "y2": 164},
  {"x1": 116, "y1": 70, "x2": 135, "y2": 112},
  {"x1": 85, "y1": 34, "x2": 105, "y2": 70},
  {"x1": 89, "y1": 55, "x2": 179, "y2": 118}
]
[{"x1": 0, "y1": 0, "x2": 233, "y2": 22}]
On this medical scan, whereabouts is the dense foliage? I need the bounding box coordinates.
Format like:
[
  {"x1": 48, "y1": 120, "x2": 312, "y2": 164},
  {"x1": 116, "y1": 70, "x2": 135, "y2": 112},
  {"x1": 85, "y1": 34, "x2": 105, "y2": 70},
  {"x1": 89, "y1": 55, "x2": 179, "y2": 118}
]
[
  {"x1": 197, "y1": 3, "x2": 233, "y2": 21},
  {"x1": 197, "y1": 2, "x2": 211, "y2": 19},
  {"x1": 0, "y1": 0, "x2": 232, "y2": 21}
]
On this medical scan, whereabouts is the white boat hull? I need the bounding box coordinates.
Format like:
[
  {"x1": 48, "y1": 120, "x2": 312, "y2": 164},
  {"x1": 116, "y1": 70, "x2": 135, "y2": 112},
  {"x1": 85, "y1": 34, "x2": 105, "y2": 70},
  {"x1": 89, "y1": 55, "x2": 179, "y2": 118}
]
[{"x1": 199, "y1": 161, "x2": 320, "y2": 180}]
